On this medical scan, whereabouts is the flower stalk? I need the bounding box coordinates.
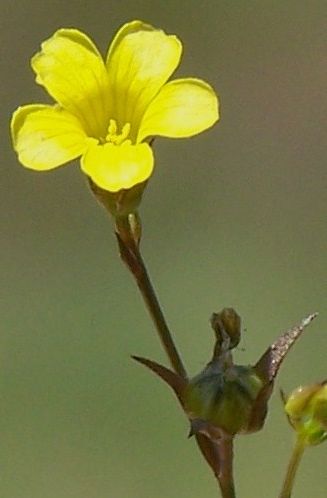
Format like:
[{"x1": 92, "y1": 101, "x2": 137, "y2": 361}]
[
  {"x1": 217, "y1": 438, "x2": 236, "y2": 498},
  {"x1": 115, "y1": 213, "x2": 187, "y2": 379},
  {"x1": 279, "y1": 436, "x2": 305, "y2": 498}
]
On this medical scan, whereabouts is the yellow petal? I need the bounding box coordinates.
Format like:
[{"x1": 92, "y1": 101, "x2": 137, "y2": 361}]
[
  {"x1": 81, "y1": 141, "x2": 153, "y2": 192},
  {"x1": 106, "y1": 20, "x2": 182, "y2": 138},
  {"x1": 11, "y1": 104, "x2": 92, "y2": 170},
  {"x1": 137, "y1": 78, "x2": 219, "y2": 142},
  {"x1": 106, "y1": 20, "x2": 154, "y2": 61},
  {"x1": 31, "y1": 29, "x2": 110, "y2": 138}
]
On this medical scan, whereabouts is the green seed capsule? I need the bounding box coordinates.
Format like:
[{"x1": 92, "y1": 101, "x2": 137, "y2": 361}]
[{"x1": 184, "y1": 362, "x2": 264, "y2": 436}]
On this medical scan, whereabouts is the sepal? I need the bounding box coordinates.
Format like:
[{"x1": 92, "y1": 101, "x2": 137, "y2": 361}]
[{"x1": 88, "y1": 177, "x2": 147, "y2": 217}]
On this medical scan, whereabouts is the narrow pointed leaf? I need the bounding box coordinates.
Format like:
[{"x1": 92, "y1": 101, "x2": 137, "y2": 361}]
[
  {"x1": 255, "y1": 313, "x2": 318, "y2": 383},
  {"x1": 132, "y1": 355, "x2": 187, "y2": 403},
  {"x1": 132, "y1": 355, "x2": 222, "y2": 478}
]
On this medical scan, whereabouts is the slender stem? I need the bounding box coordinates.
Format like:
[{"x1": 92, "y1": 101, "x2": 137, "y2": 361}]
[
  {"x1": 279, "y1": 437, "x2": 306, "y2": 498},
  {"x1": 218, "y1": 438, "x2": 236, "y2": 498},
  {"x1": 115, "y1": 215, "x2": 187, "y2": 379},
  {"x1": 115, "y1": 214, "x2": 236, "y2": 497}
]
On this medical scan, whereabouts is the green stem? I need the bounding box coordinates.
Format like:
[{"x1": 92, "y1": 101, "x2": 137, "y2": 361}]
[
  {"x1": 115, "y1": 214, "x2": 236, "y2": 497},
  {"x1": 279, "y1": 437, "x2": 306, "y2": 498},
  {"x1": 115, "y1": 214, "x2": 187, "y2": 379}
]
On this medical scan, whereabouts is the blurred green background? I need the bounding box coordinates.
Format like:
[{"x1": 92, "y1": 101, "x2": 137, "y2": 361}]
[{"x1": 1, "y1": 1, "x2": 326, "y2": 497}]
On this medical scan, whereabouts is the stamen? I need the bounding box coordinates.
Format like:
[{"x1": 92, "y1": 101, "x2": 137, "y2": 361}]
[
  {"x1": 108, "y1": 119, "x2": 117, "y2": 136},
  {"x1": 106, "y1": 120, "x2": 131, "y2": 145}
]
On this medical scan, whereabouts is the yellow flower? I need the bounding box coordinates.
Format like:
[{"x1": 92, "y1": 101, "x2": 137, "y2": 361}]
[{"x1": 11, "y1": 20, "x2": 219, "y2": 192}]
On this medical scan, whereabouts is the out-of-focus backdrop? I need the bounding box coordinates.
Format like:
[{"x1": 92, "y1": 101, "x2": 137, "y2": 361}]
[{"x1": 1, "y1": 1, "x2": 326, "y2": 497}]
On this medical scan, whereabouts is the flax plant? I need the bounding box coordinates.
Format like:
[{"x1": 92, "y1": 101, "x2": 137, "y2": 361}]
[{"x1": 10, "y1": 20, "x2": 324, "y2": 498}]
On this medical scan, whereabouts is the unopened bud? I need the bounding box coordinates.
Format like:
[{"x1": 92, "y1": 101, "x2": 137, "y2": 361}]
[
  {"x1": 211, "y1": 308, "x2": 241, "y2": 351},
  {"x1": 284, "y1": 381, "x2": 327, "y2": 445}
]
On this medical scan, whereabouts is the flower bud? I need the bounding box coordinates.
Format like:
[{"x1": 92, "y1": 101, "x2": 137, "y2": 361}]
[
  {"x1": 183, "y1": 362, "x2": 265, "y2": 436},
  {"x1": 284, "y1": 381, "x2": 327, "y2": 445},
  {"x1": 211, "y1": 308, "x2": 241, "y2": 350}
]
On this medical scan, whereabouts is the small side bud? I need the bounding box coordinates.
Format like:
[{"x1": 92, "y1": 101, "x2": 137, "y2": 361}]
[
  {"x1": 211, "y1": 308, "x2": 241, "y2": 351},
  {"x1": 283, "y1": 381, "x2": 327, "y2": 446}
]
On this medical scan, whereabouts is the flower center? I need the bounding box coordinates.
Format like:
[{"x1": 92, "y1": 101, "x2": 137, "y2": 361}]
[{"x1": 104, "y1": 119, "x2": 131, "y2": 145}]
